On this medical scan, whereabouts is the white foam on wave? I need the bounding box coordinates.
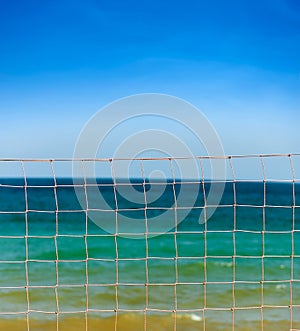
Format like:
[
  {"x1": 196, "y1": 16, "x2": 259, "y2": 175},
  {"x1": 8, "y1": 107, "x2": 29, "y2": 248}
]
[
  {"x1": 190, "y1": 314, "x2": 202, "y2": 321},
  {"x1": 218, "y1": 261, "x2": 233, "y2": 267},
  {"x1": 177, "y1": 313, "x2": 202, "y2": 322}
]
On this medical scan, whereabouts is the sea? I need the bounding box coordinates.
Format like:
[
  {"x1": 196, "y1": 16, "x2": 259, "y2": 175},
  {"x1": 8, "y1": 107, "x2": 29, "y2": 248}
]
[{"x1": 0, "y1": 178, "x2": 299, "y2": 331}]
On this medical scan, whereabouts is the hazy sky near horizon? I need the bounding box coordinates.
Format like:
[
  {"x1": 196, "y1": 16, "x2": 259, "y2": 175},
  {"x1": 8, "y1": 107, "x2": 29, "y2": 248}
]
[{"x1": 0, "y1": 0, "x2": 299, "y2": 163}]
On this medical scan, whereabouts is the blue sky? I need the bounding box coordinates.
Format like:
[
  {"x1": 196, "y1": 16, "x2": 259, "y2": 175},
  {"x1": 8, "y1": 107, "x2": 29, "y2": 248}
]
[{"x1": 0, "y1": 0, "x2": 299, "y2": 165}]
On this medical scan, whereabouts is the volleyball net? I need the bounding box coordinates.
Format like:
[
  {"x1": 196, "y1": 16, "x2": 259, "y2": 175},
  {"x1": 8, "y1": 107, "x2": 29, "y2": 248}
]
[{"x1": 0, "y1": 154, "x2": 299, "y2": 331}]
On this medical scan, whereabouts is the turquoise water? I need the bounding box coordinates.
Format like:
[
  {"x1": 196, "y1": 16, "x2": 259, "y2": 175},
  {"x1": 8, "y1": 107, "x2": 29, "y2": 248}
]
[{"x1": 0, "y1": 178, "x2": 300, "y2": 330}]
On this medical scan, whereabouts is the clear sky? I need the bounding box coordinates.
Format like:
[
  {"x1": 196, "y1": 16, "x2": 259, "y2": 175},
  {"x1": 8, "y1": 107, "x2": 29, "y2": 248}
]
[{"x1": 0, "y1": 0, "x2": 299, "y2": 164}]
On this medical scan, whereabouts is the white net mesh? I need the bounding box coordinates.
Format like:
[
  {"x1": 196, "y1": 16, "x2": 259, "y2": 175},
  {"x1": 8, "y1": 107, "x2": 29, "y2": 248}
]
[{"x1": 0, "y1": 154, "x2": 299, "y2": 331}]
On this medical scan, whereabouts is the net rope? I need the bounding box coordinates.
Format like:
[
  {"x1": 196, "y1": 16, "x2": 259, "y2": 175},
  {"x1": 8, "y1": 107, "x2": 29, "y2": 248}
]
[{"x1": 0, "y1": 154, "x2": 299, "y2": 330}]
